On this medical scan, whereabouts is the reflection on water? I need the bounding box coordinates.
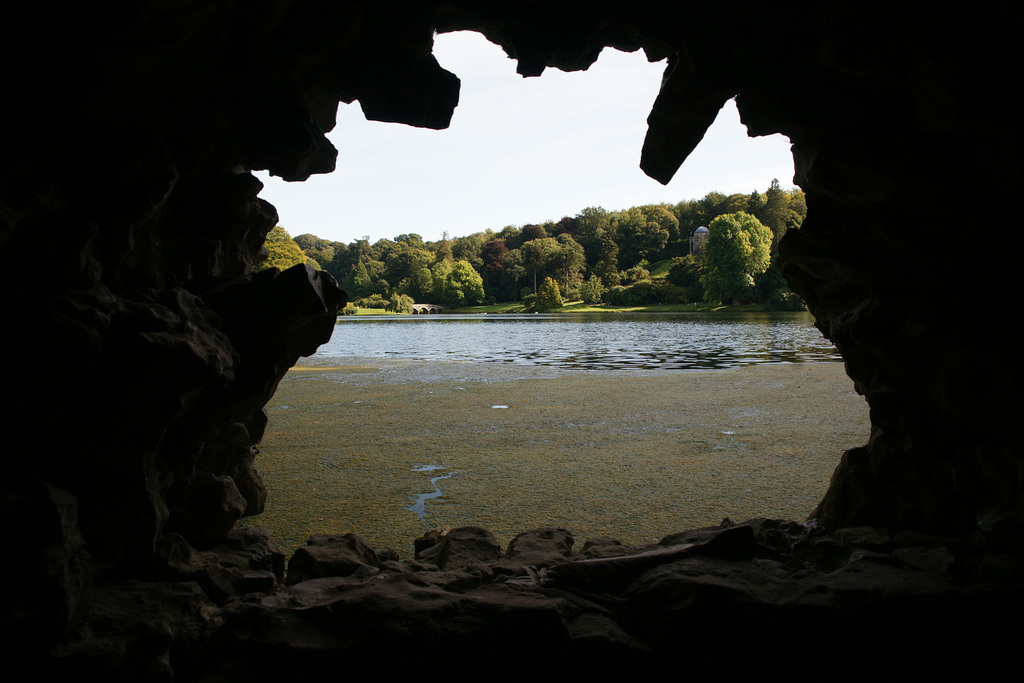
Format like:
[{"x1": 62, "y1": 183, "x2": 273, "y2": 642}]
[
  {"x1": 315, "y1": 311, "x2": 839, "y2": 371},
  {"x1": 406, "y1": 465, "x2": 455, "y2": 521}
]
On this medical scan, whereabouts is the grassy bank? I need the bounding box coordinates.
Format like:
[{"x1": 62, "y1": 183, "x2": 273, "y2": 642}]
[
  {"x1": 447, "y1": 301, "x2": 745, "y2": 314},
  {"x1": 344, "y1": 302, "x2": 762, "y2": 315}
]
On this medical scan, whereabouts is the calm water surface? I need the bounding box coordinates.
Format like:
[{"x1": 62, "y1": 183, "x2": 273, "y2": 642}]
[{"x1": 315, "y1": 311, "x2": 839, "y2": 371}]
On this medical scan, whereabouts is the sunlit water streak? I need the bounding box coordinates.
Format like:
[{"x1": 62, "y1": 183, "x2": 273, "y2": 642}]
[{"x1": 406, "y1": 466, "x2": 456, "y2": 520}]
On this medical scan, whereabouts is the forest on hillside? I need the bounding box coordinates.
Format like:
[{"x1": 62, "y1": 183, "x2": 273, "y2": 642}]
[{"x1": 257, "y1": 180, "x2": 807, "y2": 312}]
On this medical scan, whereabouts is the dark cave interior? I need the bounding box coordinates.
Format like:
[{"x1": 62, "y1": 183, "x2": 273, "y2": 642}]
[{"x1": 1, "y1": 1, "x2": 1020, "y2": 677}]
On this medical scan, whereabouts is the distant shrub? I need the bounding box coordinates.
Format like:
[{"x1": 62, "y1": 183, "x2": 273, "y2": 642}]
[
  {"x1": 765, "y1": 288, "x2": 807, "y2": 311},
  {"x1": 534, "y1": 277, "x2": 563, "y2": 311},
  {"x1": 604, "y1": 281, "x2": 685, "y2": 306},
  {"x1": 667, "y1": 256, "x2": 705, "y2": 302},
  {"x1": 631, "y1": 281, "x2": 660, "y2": 303},
  {"x1": 659, "y1": 283, "x2": 689, "y2": 304},
  {"x1": 604, "y1": 285, "x2": 624, "y2": 305},
  {"x1": 620, "y1": 264, "x2": 652, "y2": 285},
  {"x1": 386, "y1": 293, "x2": 415, "y2": 313},
  {"x1": 580, "y1": 275, "x2": 606, "y2": 304},
  {"x1": 353, "y1": 295, "x2": 388, "y2": 309}
]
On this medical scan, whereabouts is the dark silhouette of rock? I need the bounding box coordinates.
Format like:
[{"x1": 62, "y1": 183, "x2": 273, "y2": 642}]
[
  {"x1": 1, "y1": 1, "x2": 1020, "y2": 677},
  {"x1": 415, "y1": 526, "x2": 502, "y2": 570},
  {"x1": 286, "y1": 533, "x2": 383, "y2": 584},
  {"x1": 208, "y1": 519, "x2": 1021, "y2": 677},
  {"x1": 505, "y1": 526, "x2": 575, "y2": 563}
]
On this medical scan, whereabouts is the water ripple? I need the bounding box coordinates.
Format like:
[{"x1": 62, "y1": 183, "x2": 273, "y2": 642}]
[{"x1": 318, "y1": 311, "x2": 840, "y2": 371}]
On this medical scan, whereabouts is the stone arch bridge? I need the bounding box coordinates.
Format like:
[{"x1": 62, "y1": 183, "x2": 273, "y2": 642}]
[{"x1": 411, "y1": 303, "x2": 444, "y2": 314}]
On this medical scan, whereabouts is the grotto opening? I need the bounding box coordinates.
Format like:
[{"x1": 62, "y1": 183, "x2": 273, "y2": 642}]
[{"x1": 1, "y1": 1, "x2": 1020, "y2": 677}]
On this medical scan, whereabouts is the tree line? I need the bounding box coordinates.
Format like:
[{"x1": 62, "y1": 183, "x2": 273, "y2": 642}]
[{"x1": 255, "y1": 179, "x2": 807, "y2": 311}]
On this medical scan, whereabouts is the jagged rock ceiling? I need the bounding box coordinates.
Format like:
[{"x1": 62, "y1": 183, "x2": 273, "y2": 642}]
[{"x1": 1, "y1": 0, "x2": 1020, "y2": 676}]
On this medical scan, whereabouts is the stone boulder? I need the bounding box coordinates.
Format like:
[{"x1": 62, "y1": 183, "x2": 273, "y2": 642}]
[
  {"x1": 502, "y1": 527, "x2": 575, "y2": 570},
  {"x1": 414, "y1": 526, "x2": 502, "y2": 570},
  {"x1": 286, "y1": 533, "x2": 383, "y2": 584}
]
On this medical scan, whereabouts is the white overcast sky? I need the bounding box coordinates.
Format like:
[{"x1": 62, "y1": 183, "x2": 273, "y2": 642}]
[{"x1": 255, "y1": 31, "x2": 795, "y2": 245}]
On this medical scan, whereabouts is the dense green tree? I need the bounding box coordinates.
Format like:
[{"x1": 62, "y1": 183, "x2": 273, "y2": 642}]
[
  {"x1": 580, "y1": 274, "x2": 606, "y2": 304},
  {"x1": 292, "y1": 233, "x2": 336, "y2": 269},
  {"x1": 594, "y1": 236, "x2": 621, "y2": 288},
  {"x1": 364, "y1": 260, "x2": 389, "y2": 296},
  {"x1": 696, "y1": 192, "x2": 735, "y2": 224},
  {"x1": 385, "y1": 240, "x2": 433, "y2": 298},
  {"x1": 701, "y1": 212, "x2": 772, "y2": 305},
  {"x1": 745, "y1": 190, "x2": 766, "y2": 218},
  {"x1": 607, "y1": 281, "x2": 663, "y2": 306},
  {"x1": 386, "y1": 292, "x2": 415, "y2": 313},
  {"x1": 788, "y1": 189, "x2": 807, "y2": 225},
  {"x1": 642, "y1": 205, "x2": 679, "y2": 253},
  {"x1": 753, "y1": 259, "x2": 788, "y2": 303},
  {"x1": 497, "y1": 225, "x2": 524, "y2": 251},
  {"x1": 574, "y1": 206, "x2": 611, "y2": 264},
  {"x1": 345, "y1": 238, "x2": 374, "y2": 268},
  {"x1": 370, "y1": 238, "x2": 394, "y2": 263},
  {"x1": 275, "y1": 182, "x2": 807, "y2": 307},
  {"x1": 674, "y1": 199, "x2": 701, "y2": 240},
  {"x1": 684, "y1": 191, "x2": 748, "y2": 230},
  {"x1": 667, "y1": 255, "x2": 705, "y2": 301},
  {"x1": 394, "y1": 233, "x2": 425, "y2": 247},
  {"x1": 440, "y1": 260, "x2": 485, "y2": 307},
  {"x1": 521, "y1": 224, "x2": 548, "y2": 243},
  {"x1": 522, "y1": 237, "x2": 560, "y2": 293},
  {"x1": 429, "y1": 259, "x2": 452, "y2": 301},
  {"x1": 480, "y1": 239, "x2": 509, "y2": 296},
  {"x1": 611, "y1": 207, "x2": 647, "y2": 269},
  {"x1": 535, "y1": 276, "x2": 563, "y2": 311},
  {"x1": 433, "y1": 231, "x2": 453, "y2": 263},
  {"x1": 452, "y1": 231, "x2": 488, "y2": 269},
  {"x1": 551, "y1": 233, "x2": 585, "y2": 294},
  {"x1": 343, "y1": 255, "x2": 389, "y2": 299},
  {"x1": 407, "y1": 265, "x2": 434, "y2": 302},
  {"x1": 620, "y1": 262, "x2": 652, "y2": 285},
  {"x1": 551, "y1": 216, "x2": 577, "y2": 237},
  {"x1": 498, "y1": 248, "x2": 527, "y2": 300},
  {"x1": 764, "y1": 287, "x2": 807, "y2": 311},
  {"x1": 481, "y1": 239, "x2": 508, "y2": 269},
  {"x1": 758, "y1": 178, "x2": 790, "y2": 251},
  {"x1": 254, "y1": 226, "x2": 311, "y2": 272},
  {"x1": 349, "y1": 260, "x2": 371, "y2": 295},
  {"x1": 323, "y1": 241, "x2": 350, "y2": 281},
  {"x1": 292, "y1": 233, "x2": 319, "y2": 252}
]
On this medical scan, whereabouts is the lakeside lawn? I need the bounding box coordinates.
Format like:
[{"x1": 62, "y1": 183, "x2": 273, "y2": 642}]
[
  {"x1": 448, "y1": 301, "x2": 755, "y2": 314},
  {"x1": 342, "y1": 306, "x2": 395, "y2": 315},
  {"x1": 343, "y1": 301, "x2": 766, "y2": 315}
]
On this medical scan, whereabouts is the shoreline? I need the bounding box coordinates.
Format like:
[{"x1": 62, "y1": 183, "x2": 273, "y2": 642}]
[{"x1": 254, "y1": 358, "x2": 869, "y2": 555}]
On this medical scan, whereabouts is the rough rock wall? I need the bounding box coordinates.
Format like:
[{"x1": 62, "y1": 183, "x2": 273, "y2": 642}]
[
  {"x1": 1, "y1": 0, "x2": 1020, "y2": 674},
  {"x1": 1, "y1": 0, "x2": 354, "y2": 655},
  {"x1": 768, "y1": 10, "x2": 1021, "y2": 541}
]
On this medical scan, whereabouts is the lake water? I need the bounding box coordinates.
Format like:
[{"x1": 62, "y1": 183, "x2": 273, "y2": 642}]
[{"x1": 314, "y1": 311, "x2": 840, "y2": 371}]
